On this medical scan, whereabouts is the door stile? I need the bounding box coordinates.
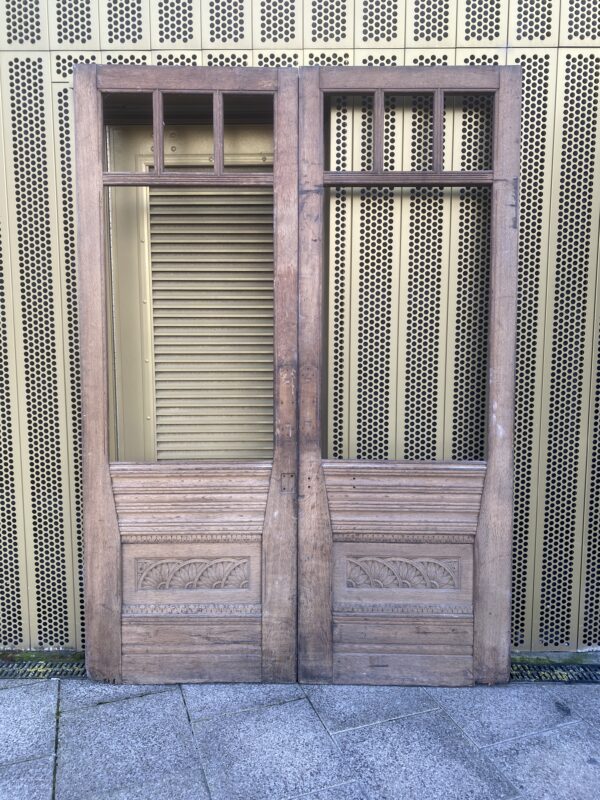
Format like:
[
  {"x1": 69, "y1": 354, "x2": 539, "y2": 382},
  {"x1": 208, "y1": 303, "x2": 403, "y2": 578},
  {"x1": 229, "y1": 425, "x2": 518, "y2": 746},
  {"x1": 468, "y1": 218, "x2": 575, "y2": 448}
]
[
  {"x1": 474, "y1": 68, "x2": 522, "y2": 684},
  {"x1": 298, "y1": 67, "x2": 335, "y2": 683},
  {"x1": 261, "y1": 68, "x2": 299, "y2": 682},
  {"x1": 74, "y1": 64, "x2": 122, "y2": 682}
]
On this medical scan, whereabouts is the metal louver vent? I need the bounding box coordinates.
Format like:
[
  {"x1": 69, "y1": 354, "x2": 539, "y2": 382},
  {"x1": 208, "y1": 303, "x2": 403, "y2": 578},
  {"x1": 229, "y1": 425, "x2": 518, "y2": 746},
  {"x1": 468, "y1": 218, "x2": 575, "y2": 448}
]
[{"x1": 149, "y1": 187, "x2": 274, "y2": 461}]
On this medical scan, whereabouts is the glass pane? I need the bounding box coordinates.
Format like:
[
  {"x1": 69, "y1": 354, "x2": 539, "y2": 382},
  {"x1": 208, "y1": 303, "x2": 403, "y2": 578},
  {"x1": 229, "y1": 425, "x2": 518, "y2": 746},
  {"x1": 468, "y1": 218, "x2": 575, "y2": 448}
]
[
  {"x1": 103, "y1": 93, "x2": 153, "y2": 172},
  {"x1": 325, "y1": 94, "x2": 375, "y2": 172},
  {"x1": 223, "y1": 94, "x2": 273, "y2": 171},
  {"x1": 163, "y1": 93, "x2": 213, "y2": 171},
  {"x1": 383, "y1": 93, "x2": 434, "y2": 171},
  {"x1": 323, "y1": 185, "x2": 490, "y2": 461},
  {"x1": 106, "y1": 185, "x2": 274, "y2": 462},
  {"x1": 444, "y1": 94, "x2": 494, "y2": 171}
]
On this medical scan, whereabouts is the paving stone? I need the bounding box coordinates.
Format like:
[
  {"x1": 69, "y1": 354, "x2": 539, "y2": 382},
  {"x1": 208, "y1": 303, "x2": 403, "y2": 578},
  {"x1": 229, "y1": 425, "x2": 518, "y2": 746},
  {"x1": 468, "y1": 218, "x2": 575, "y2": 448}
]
[
  {"x1": 543, "y1": 683, "x2": 600, "y2": 726},
  {"x1": 288, "y1": 781, "x2": 370, "y2": 799},
  {"x1": 0, "y1": 679, "x2": 39, "y2": 690},
  {"x1": 101, "y1": 768, "x2": 210, "y2": 799},
  {"x1": 55, "y1": 689, "x2": 208, "y2": 800},
  {"x1": 427, "y1": 684, "x2": 574, "y2": 746},
  {"x1": 59, "y1": 678, "x2": 174, "y2": 711},
  {"x1": 182, "y1": 682, "x2": 305, "y2": 720},
  {"x1": 193, "y1": 697, "x2": 353, "y2": 800},
  {"x1": 304, "y1": 684, "x2": 437, "y2": 732},
  {"x1": 335, "y1": 709, "x2": 517, "y2": 800},
  {"x1": 0, "y1": 756, "x2": 54, "y2": 800},
  {"x1": 485, "y1": 721, "x2": 600, "y2": 800},
  {"x1": 0, "y1": 681, "x2": 58, "y2": 766}
]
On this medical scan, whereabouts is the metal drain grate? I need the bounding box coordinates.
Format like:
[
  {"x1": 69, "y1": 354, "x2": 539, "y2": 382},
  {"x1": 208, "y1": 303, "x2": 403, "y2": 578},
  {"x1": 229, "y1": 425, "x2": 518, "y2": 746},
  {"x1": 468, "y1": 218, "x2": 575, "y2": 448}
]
[
  {"x1": 0, "y1": 653, "x2": 86, "y2": 679},
  {"x1": 511, "y1": 661, "x2": 600, "y2": 683}
]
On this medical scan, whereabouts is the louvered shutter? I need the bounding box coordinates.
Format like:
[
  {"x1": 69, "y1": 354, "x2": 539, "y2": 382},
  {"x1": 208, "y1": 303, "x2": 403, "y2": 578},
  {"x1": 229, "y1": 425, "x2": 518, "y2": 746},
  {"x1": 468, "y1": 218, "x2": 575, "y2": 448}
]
[{"x1": 149, "y1": 187, "x2": 274, "y2": 460}]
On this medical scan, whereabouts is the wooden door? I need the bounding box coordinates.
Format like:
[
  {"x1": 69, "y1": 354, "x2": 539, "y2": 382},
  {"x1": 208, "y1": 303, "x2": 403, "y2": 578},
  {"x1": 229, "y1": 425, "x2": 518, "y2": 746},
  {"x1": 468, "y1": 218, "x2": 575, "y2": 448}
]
[
  {"x1": 298, "y1": 66, "x2": 522, "y2": 686},
  {"x1": 75, "y1": 66, "x2": 298, "y2": 683}
]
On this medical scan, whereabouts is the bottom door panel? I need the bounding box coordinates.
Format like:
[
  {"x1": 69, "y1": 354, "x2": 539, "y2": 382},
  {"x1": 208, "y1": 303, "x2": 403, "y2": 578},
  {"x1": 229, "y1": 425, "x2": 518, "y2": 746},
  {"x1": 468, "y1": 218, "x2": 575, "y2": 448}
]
[
  {"x1": 323, "y1": 460, "x2": 485, "y2": 686},
  {"x1": 112, "y1": 462, "x2": 269, "y2": 683}
]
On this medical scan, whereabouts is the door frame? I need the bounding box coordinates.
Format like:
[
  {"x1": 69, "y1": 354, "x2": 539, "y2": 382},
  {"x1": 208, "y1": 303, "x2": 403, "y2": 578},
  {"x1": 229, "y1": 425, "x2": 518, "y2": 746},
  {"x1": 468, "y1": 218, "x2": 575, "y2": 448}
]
[
  {"x1": 297, "y1": 66, "x2": 522, "y2": 684},
  {"x1": 74, "y1": 65, "x2": 298, "y2": 682}
]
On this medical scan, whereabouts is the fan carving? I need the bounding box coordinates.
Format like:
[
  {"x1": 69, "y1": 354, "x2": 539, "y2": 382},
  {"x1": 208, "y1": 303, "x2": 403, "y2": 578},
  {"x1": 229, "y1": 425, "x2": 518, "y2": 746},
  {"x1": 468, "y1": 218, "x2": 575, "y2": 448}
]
[
  {"x1": 136, "y1": 558, "x2": 249, "y2": 590},
  {"x1": 346, "y1": 557, "x2": 458, "y2": 590}
]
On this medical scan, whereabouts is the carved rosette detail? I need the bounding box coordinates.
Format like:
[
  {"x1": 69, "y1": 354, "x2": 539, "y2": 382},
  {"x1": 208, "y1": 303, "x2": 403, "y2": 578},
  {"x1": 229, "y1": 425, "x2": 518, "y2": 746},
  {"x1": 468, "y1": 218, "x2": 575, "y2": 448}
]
[
  {"x1": 136, "y1": 558, "x2": 249, "y2": 590},
  {"x1": 346, "y1": 557, "x2": 459, "y2": 590}
]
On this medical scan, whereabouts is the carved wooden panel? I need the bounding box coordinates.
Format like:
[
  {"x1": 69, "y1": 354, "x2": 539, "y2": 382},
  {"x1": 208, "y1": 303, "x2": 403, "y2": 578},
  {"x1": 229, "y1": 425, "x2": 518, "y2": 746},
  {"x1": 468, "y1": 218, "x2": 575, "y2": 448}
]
[
  {"x1": 325, "y1": 461, "x2": 481, "y2": 685},
  {"x1": 112, "y1": 462, "x2": 268, "y2": 682}
]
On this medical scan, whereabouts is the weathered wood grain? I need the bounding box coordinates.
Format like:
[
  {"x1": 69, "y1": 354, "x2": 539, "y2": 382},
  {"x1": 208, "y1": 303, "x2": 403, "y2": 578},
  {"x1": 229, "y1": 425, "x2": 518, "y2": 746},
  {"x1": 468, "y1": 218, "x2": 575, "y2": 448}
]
[
  {"x1": 474, "y1": 66, "x2": 522, "y2": 685},
  {"x1": 298, "y1": 67, "x2": 334, "y2": 683},
  {"x1": 261, "y1": 68, "x2": 299, "y2": 682},
  {"x1": 74, "y1": 64, "x2": 122, "y2": 682}
]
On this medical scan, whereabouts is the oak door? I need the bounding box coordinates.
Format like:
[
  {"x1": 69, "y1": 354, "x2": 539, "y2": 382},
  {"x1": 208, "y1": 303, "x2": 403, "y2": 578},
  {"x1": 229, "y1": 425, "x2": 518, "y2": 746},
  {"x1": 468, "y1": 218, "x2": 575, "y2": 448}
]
[
  {"x1": 75, "y1": 66, "x2": 298, "y2": 683},
  {"x1": 297, "y1": 66, "x2": 521, "y2": 686}
]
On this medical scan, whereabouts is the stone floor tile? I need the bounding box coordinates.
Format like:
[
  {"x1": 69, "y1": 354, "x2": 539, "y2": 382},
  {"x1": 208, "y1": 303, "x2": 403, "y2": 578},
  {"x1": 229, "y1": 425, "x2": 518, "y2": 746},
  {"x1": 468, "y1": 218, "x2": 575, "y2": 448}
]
[
  {"x1": 303, "y1": 684, "x2": 438, "y2": 733},
  {"x1": 0, "y1": 681, "x2": 58, "y2": 766},
  {"x1": 542, "y1": 683, "x2": 600, "y2": 726},
  {"x1": 287, "y1": 781, "x2": 370, "y2": 799},
  {"x1": 101, "y1": 768, "x2": 210, "y2": 799},
  {"x1": 55, "y1": 689, "x2": 208, "y2": 800},
  {"x1": 0, "y1": 679, "x2": 39, "y2": 690},
  {"x1": 426, "y1": 684, "x2": 574, "y2": 746},
  {"x1": 59, "y1": 678, "x2": 174, "y2": 711},
  {"x1": 182, "y1": 682, "x2": 305, "y2": 720},
  {"x1": 485, "y1": 721, "x2": 600, "y2": 799},
  {"x1": 193, "y1": 698, "x2": 353, "y2": 800},
  {"x1": 335, "y1": 709, "x2": 517, "y2": 800},
  {"x1": 0, "y1": 756, "x2": 54, "y2": 800}
]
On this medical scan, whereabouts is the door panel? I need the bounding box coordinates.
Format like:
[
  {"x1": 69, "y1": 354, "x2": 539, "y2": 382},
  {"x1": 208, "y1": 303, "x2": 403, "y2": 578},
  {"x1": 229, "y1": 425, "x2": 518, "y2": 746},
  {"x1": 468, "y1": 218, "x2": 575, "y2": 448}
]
[
  {"x1": 298, "y1": 66, "x2": 521, "y2": 686},
  {"x1": 75, "y1": 66, "x2": 297, "y2": 683}
]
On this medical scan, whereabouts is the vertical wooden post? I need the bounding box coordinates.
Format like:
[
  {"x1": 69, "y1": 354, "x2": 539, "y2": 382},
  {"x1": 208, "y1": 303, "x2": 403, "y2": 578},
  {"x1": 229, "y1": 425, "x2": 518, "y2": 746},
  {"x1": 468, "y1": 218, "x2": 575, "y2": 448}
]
[
  {"x1": 298, "y1": 68, "x2": 334, "y2": 683},
  {"x1": 262, "y1": 69, "x2": 299, "y2": 682},
  {"x1": 474, "y1": 66, "x2": 522, "y2": 684},
  {"x1": 74, "y1": 65, "x2": 122, "y2": 682}
]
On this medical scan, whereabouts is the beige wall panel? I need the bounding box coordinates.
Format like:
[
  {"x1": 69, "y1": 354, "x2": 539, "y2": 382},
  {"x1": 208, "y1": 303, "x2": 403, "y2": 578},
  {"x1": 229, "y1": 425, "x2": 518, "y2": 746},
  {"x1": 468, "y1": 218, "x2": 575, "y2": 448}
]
[
  {"x1": 47, "y1": 0, "x2": 101, "y2": 50},
  {"x1": 456, "y1": 0, "x2": 509, "y2": 48},
  {"x1": 305, "y1": 50, "x2": 353, "y2": 66},
  {"x1": 508, "y1": 0, "x2": 560, "y2": 46},
  {"x1": 506, "y1": 48, "x2": 559, "y2": 652},
  {"x1": 51, "y1": 52, "x2": 100, "y2": 82},
  {"x1": 98, "y1": 0, "x2": 150, "y2": 50},
  {"x1": 101, "y1": 51, "x2": 151, "y2": 66},
  {"x1": 559, "y1": 1, "x2": 600, "y2": 47},
  {"x1": 151, "y1": 51, "x2": 201, "y2": 66},
  {"x1": 0, "y1": 80, "x2": 32, "y2": 648},
  {"x1": 252, "y1": 50, "x2": 302, "y2": 67},
  {"x1": 579, "y1": 242, "x2": 600, "y2": 649},
  {"x1": 201, "y1": 0, "x2": 253, "y2": 50},
  {"x1": 0, "y1": 52, "x2": 78, "y2": 648},
  {"x1": 150, "y1": 0, "x2": 202, "y2": 50},
  {"x1": 354, "y1": 49, "x2": 405, "y2": 67},
  {"x1": 354, "y1": 0, "x2": 405, "y2": 49},
  {"x1": 405, "y1": 0, "x2": 456, "y2": 48},
  {"x1": 532, "y1": 49, "x2": 600, "y2": 651},
  {"x1": 0, "y1": 0, "x2": 49, "y2": 51},
  {"x1": 303, "y1": 0, "x2": 354, "y2": 51},
  {"x1": 252, "y1": 0, "x2": 303, "y2": 51},
  {"x1": 204, "y1": 50, "x2": 251, "y2": 67}
]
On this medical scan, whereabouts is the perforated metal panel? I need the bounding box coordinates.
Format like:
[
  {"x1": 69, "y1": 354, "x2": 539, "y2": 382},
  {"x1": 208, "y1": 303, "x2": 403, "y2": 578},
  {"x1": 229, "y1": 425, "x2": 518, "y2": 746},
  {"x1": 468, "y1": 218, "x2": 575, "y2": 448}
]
[
  {"x1": 534, "y1": 51, "x2": 600, "y2": 650},
  {"x1": 0, "y1": 1, "x2": 599, "y2": 655}
]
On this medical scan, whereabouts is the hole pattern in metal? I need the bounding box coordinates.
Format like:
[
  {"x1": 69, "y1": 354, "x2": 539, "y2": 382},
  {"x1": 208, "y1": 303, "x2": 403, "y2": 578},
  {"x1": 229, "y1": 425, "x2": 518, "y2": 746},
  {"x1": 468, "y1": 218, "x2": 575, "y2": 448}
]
[
  {"x1": 56, "y1": 0, "x2": 92, "y2": 45},
  {"x1": 539, "y1": 53, "x2": 600, "y2": 648},
  {"x1": 0, "y1": 224, "x2": 22, "y2": 647},
  {"x1": 158, "y1": 0, "x2": 194, "y2": 44},
  {"x1": 9, "y1": 58, "x2": 69, "y2": 647},
  {"x1": 511, "y1": 53, "x2": 553, "y2": 649}
]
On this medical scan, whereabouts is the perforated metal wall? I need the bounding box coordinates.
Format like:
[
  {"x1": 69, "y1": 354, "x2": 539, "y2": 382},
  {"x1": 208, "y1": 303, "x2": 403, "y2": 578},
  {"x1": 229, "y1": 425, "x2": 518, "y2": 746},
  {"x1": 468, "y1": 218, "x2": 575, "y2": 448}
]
[{"x1": 0, "y1": 1, "x2": 598, "y2": 653}]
